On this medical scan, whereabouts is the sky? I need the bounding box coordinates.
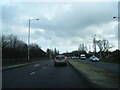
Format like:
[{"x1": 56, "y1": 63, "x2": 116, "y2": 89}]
[{"x1": 0, "y1": 0, "x2": 119, "y2": 54}]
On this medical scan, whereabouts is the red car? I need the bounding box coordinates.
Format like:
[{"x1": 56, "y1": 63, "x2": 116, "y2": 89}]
[{"x1": 54, "y1": 55, "x2": 67, "y2": 66}]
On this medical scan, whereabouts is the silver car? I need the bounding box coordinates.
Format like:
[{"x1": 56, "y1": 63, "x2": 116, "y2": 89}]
[
  {"x1": 54, "y1": 55, "x2": 67, "y2": 66},
  {"x1": 89, "y1": 56, "x2": 99, "y2": 62}
]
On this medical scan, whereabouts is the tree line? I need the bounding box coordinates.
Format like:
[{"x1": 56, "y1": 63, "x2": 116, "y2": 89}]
[
  {"x1": 63, "y1": 40, "x2": 119, "y2": 63},
  {"x1": 1, "y1": 34, "x2": 47, "y2": 60},
  {"x1": 1, "y1": 34, "x2": 60, "y2": 61}
]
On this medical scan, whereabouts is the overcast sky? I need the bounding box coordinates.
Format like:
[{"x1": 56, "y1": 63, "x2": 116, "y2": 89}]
[{"x1": 1, "y1": 1, "x2": 118, "y2": 53}]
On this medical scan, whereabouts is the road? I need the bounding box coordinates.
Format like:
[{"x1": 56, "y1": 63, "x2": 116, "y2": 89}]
[
  {"x1": 79, "y1": 59, "x2": 120, "y2": 74},
  {"x1": 2, "y1": 60, "x2": 92, "y2": 88}
]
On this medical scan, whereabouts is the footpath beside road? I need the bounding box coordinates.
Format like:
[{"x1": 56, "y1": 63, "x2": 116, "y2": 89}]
[{"x1": 68, "y1": 59, "x2": 120, "y2": 88}]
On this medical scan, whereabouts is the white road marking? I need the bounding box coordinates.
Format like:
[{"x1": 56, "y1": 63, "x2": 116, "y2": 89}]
[
  {"x1": 30, "y1": 72, "x2": 35, "y2": 75},
  {"x1": 43, "y1": 66, "x2": 45, "y2": 68},
  {"x1": 35, "y1": 64, "x2": 39, "y2": 67}
]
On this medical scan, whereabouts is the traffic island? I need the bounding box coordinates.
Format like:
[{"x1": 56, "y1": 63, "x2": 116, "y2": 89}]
[{"x1": 68, "y1": 59, "x2": 119, "y2": 88}]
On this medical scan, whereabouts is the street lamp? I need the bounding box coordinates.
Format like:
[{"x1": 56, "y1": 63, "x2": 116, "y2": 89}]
[
  {"x1": 113, "y1": 17, "x2": 117, "y2": 18},
  {"x1": 28, "y1": 19, "x2": 39, "y2": 61},
  {"x1": 49, "y1": 38, "x2": 52, "y2": 60},
  {"x1": 98, "y1": 35, "x2": 102, "y2": 60},
  {"x1": 93, "y1": 35, "x2": 97, "y2": 55},
  {"x1": 113, "y1": 17, "x2": 119, "y2": 20},
  {"x1": 113, "y1": 17, "x2": 120, "y2": 19}
]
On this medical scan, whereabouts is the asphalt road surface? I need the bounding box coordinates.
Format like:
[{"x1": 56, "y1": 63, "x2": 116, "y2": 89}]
[
  {"x1": 2, "y1": 60, "x2": 92, "y2": 88},
  {"x1": 79, "y1": 59, "x2": 119, "y2": 74}
]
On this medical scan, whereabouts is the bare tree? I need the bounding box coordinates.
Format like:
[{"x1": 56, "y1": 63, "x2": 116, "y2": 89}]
[
  {"x1": 96, "y1": 39, "x2": 114, "y2": 52},
  {"x1": 78, "y1": 43, "x2": 87, "y2": 52},
  {"x1": 103, "y1": 40, "x2": 114, "y2": 52},
  {"x1": 3, "y1": 34, "x2": 18, "y2": 49},
  {"x1": 95, "y1": 39, "x2": 114, "y2": 59},
  {"x1": 2, "y1": 34, "x2": 46, "y2": 60},
  {"x1": 2, "y1": 35, "x2": 6, "y2": 48}
]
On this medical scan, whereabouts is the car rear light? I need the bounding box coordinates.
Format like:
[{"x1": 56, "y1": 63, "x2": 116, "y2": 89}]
[
  {"x1": 54, "y1": 58, "x2": 56, "y2": 61},
  {"x1": 64, "y1": 58, "x2": 67, "y2": 61}
]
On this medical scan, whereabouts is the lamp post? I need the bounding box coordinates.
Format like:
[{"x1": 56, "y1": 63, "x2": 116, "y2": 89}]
[
  {"x1": 113, "y1": 17, "x2": 117, "y2": 18},
  {"x1": 113, "y1": 17, "x2": 119, "y2": 20},
  {"x1": 99, "y1": 35, "x2": 102, "y2": 60},
  {"x1": 28, "y1": 19, "x2": 39, "y2": 61},
  {"x1": 93, "y1": 35, "x2": 97, "y2": 55},
  {"x1": 113, "y1": 17, "x2": 119, "y2": 19},
  {"x1": 49, "y1": 38, "x2": 52, "y2": 60}
]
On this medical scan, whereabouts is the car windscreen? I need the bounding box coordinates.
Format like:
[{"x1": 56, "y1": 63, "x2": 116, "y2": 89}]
[
  {"x1": 56, "y1": 57, "x2": 64, "y2": 60},
  {"x1": 92, "y1": 56, "x2": 97, "y2": 58}
]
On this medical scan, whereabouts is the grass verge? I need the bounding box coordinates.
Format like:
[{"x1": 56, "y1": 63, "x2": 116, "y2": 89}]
[
  {"x1": 68, "y1": 59, "x2": 119, "y2": 88},
  {"x1": 100, "y1": 58, "x2": 120, "y2": 64}
]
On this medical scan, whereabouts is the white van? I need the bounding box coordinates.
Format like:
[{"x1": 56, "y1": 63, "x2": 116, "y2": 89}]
[{"x1": 80, "y1": 54, "x2": 86, "y2": 60}]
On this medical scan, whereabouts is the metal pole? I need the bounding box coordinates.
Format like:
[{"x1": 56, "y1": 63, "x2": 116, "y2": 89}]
[
  {"x1": 94, "y1": 35, "x2": 96, "y2": 55},
  {"x1": 28, "y1": 20, "x2": 30, "y2": 61},
  {"x1": 28, "y1": 19, "x2": 39, "y2": 61},
  {"x1": 99, "y1": 35, "x2": 102, "y2": 60},
  {"x1": 49, "y1": 38, "x2": 51, "y2": 60},
  {"x1": 100, "y1": 49, "x2": 102, "y2": 60}
]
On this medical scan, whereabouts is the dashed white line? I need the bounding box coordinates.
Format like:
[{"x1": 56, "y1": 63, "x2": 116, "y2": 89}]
[
  {"x1": 35, "y1": 64, "x2": 39, "y2": 67},
  {"x1": 30, "y1": 72, "x2": 35, "y2": 75},
  {"x1": 43, "y1": 66, "x2": 46, "y2": 68}
]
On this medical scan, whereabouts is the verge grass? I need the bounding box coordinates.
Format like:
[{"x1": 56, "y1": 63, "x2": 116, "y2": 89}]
[
  {"x1": 68, "y1": 59, "x2": 119, "y2": 88},
  {"x1": 100, "y1": 58, "x2": 120, "y2": 64}
]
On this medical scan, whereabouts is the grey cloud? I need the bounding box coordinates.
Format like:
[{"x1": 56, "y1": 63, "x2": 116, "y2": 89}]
[
  {"x1": 2, "y1": 2, "x2": 118, "y2": 53},
  {"x1": 31, "y1": 2, "x2": 117, "y2": 40}
]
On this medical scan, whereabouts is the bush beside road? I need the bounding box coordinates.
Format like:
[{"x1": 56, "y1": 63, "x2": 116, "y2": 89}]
[{"x1": 68, "y1": 59, "x2": 119, "y2": 88}]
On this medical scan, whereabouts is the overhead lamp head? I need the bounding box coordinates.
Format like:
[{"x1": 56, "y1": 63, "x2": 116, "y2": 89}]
[{"x1": 113, "y1": 17, "x2": 117, "y2": 18}]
